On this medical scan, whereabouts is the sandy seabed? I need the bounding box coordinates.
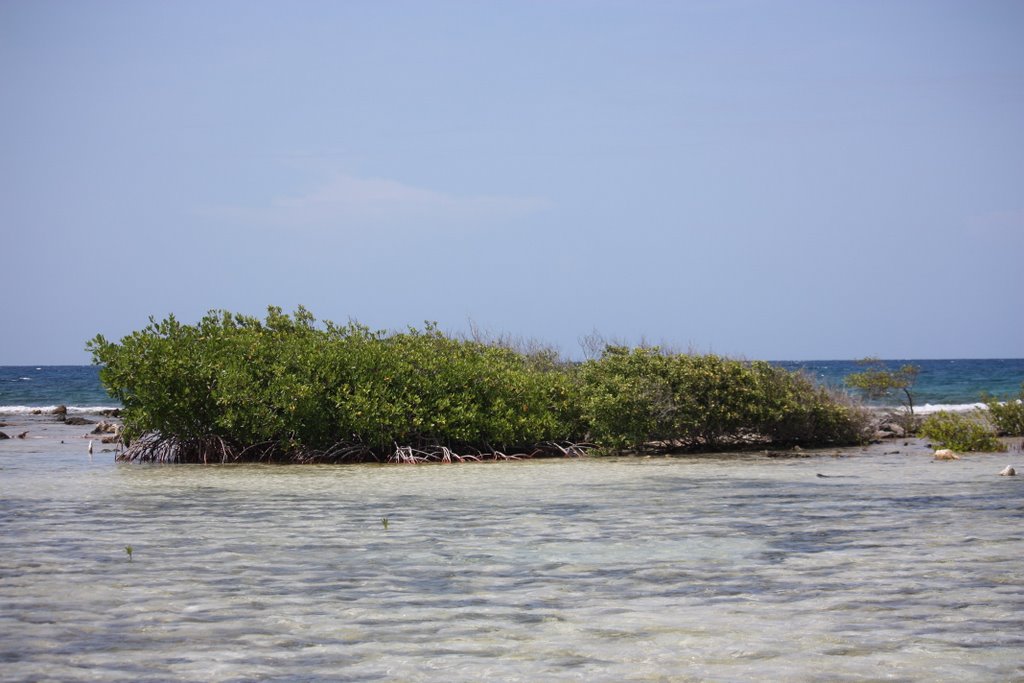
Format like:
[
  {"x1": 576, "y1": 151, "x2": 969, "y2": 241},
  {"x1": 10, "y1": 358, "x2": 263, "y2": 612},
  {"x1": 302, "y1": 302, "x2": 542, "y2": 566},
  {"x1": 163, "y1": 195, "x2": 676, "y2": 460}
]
[{"x1": 1, "y1": 414, "x2": 1022, "y2": 682}]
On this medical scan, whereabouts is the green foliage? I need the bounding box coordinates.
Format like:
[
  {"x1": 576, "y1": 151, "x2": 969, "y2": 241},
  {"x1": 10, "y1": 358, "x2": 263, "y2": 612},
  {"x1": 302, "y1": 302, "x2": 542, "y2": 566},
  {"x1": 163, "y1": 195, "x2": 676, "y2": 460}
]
[
  {"x1": 750, "y1": 365, "x2": 873, "y2": 447},
  {"x1": 89, "y1": 307, "x2": 578, "y2": 461},
  {"x1": 124, "y1": 545, "x2": 133, "y2": 562},
  {"x1": 982, "y1": 384, "x2": 1024, "y2": 436},
  {"x1": 576, "y1": 347, "x2": 870, "y2": 452},
  {"x1": 845, "y1": 357, "x2": 920, "y2": 414},
  {"x1": 89, "y1": 307, "x2": 870, "y2": 462},
  {"x1": 919, "y1": 411, "x2": 1006, "y2": 452}
]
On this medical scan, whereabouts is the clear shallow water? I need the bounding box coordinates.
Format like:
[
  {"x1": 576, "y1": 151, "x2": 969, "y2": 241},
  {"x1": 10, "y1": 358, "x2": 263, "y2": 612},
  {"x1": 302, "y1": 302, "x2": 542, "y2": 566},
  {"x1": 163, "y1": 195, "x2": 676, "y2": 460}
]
[{"x1": 2, "y1": 421, "x2": 1022, "y2": 681}]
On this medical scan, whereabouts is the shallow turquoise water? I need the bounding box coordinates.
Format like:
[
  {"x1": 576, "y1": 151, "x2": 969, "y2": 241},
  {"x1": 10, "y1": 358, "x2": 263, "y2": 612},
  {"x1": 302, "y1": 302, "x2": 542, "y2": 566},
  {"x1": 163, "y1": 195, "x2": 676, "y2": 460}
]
[{"x1": 1, "y1": 419, "x2": 1022, "y2": 681}]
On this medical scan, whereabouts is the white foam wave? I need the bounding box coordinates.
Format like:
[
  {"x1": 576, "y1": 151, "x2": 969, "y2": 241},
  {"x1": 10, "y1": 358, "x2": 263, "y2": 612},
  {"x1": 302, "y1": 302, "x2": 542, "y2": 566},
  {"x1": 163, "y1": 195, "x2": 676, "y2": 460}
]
[
  {"x1": 0, "y1": 405, "x2": 121, "y2": 416},
  {"x1": 914, "y1": 402, "x2": 987, "y2": 415}
]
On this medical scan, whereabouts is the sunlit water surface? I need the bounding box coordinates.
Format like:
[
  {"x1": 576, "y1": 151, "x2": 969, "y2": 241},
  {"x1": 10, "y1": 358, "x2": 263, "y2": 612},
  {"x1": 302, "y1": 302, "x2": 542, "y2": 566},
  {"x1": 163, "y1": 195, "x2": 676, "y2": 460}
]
[{"x1": 2, "y1": 421, "x2": 1022, "y2": 681}]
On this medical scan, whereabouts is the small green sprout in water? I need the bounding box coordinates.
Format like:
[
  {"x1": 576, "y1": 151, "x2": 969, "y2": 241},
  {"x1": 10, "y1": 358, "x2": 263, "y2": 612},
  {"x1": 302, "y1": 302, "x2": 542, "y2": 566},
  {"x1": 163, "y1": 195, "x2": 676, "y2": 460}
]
[
  {"x1": 380, "y1": 516, "x2": 389, "y2": 530},
  {"x1": 125, "y1": 545, "x2": 133, "y2": 562}
]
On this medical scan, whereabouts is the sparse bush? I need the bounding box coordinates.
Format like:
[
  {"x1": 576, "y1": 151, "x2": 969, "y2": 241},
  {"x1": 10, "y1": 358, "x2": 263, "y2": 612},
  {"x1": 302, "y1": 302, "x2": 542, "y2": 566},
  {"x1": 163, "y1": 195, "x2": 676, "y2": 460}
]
[
  {"x1": 845, "y1": 357, "x2": 920, "y2": 415},
  {"x1": 919, "y1": 411, "x2": 1006, "y2": 452}
]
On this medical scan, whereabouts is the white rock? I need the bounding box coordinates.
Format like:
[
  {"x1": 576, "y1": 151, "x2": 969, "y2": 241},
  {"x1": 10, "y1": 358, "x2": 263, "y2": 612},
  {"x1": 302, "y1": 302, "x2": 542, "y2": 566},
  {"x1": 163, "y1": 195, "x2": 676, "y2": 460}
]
[
  {"x1": 934, "y1": 449, "x2": 960, "y2": 461},
  {"x1": 999, "y1": 465, "x2": 1016, "y2": 476}
]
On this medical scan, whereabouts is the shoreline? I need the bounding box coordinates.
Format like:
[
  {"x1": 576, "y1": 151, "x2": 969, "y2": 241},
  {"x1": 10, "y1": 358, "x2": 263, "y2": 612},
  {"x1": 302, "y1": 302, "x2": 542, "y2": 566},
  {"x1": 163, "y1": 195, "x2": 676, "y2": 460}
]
[
  {"x1": 4, "y1": 412, "x2": 1021, "y2": 464},
  {"x1": 0, "y1": 404, "x2": 122, "y2": 416}
]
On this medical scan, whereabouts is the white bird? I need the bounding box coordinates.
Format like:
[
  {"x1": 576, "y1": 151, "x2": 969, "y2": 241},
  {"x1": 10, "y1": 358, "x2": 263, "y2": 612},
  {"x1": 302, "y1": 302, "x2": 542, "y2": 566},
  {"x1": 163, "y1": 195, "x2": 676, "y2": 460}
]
[{"x1": 88, "y1": 440, "x2": 94, "y2": 455}]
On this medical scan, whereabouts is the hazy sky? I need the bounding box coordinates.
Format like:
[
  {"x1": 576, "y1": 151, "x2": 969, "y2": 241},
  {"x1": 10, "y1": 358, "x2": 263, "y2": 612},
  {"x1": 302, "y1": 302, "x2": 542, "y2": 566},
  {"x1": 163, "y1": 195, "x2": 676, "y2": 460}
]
[{"x1": 2, "y1": 0, "x2": 1022, "y2": 364}]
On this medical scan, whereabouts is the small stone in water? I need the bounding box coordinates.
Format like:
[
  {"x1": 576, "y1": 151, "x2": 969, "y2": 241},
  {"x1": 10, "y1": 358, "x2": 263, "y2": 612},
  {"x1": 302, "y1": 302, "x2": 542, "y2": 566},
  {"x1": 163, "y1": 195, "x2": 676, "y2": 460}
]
[
  {"x1": 934, "y1": 449, "x2": 960, "y2": 461},
  {"x1": 999, "y1": 465, "x2": 1016, "y2": 476}
]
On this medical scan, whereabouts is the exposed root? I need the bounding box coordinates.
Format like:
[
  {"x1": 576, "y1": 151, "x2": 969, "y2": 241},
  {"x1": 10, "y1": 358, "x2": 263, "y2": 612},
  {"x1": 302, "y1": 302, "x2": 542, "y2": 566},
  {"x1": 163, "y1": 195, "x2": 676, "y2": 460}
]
[
  {"x1": 383, "y1": 441, "x2": 596, "y2": 464},
  {"x1": 116, "y1": 433, "x2": 238, "y2": 463},
  {"x1": 532, "y1": 440, "x2": 593, "y2": 457},
  {"x1": 115, "y1": 433, "x2": 597, "y2": 465},
  {"x1": 388, "y1": 444, "x2": 483, "y2": 464}
]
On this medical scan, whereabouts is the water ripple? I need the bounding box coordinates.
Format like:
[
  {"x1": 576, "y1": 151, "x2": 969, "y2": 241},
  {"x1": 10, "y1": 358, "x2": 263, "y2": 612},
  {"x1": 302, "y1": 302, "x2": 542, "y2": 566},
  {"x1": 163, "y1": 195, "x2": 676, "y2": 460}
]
[{"x1": 1, "y1": 433, "x2": 1022, "y2": 680}]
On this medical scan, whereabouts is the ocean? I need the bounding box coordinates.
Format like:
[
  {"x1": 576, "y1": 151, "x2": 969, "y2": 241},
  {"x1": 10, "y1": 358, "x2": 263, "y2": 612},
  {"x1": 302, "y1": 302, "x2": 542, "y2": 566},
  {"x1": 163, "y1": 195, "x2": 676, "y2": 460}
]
[
  {"x1": 1, "y1": 359, "x2": 1023, "y2": 416},
  {"x1": 776, "y1": 358, "x2": 1024, "y2": 412},
  {"x1": 0, "y1": 366, "x2": 117, "y2": 414}
]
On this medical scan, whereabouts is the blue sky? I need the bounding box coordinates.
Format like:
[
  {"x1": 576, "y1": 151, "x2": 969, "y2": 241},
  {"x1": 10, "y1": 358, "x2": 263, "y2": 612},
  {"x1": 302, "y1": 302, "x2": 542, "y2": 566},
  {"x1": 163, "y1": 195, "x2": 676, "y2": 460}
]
[{"x1": 2, "y1": 0, "x2": 1022, "y2": 363}]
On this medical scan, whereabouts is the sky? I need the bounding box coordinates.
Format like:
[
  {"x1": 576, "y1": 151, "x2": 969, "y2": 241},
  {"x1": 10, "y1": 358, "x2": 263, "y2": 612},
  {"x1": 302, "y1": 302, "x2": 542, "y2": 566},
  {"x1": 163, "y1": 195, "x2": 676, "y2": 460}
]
[{"x1": 2, "y1": 0, "x2": 1022, "y2": 364}]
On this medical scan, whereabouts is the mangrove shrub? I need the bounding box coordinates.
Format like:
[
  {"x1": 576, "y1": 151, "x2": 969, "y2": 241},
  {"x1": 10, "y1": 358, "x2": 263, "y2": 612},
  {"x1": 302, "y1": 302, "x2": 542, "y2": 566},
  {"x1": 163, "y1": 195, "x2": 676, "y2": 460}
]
[
  {"x1": 88, "y1": 308, "x2": 578, "y2": 462},
  {"x1": 919, "y1": 411, "x2": 1006, "y2": 453},
  {"x1": 982, "y1": 384, "x2": 1024, "y2": 436},
  {"x1": 577, "y1": 346, "x2": 870, "y2": 452},
  {"x1": 88, "y1": 307, "x2": 870, "y2": 463}
]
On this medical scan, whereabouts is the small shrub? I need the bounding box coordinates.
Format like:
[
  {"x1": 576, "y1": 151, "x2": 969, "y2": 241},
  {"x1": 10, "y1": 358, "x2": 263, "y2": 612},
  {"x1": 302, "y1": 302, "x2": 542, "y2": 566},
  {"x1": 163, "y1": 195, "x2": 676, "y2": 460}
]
[
  {"x1": 983, "y1": 384, "x2": 1024, "y2": 436},
  {"x1": 920, "y1": 411, "x2": 1006, "y2": 452}
]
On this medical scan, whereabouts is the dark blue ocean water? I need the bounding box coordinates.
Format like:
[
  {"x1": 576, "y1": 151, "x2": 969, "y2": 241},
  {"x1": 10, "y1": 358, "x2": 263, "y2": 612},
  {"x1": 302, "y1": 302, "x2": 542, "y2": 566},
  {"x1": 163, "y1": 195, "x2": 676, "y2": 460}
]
[
  {"x1": 776, "y1": 359, "x2": 1024, "y2": 409},
  {"x1": 2, "y1": 360, "x2": 1023, "y2": 414},
  {"x1": 0, "y1": 366, "x2": 113, "y2": 412}
]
